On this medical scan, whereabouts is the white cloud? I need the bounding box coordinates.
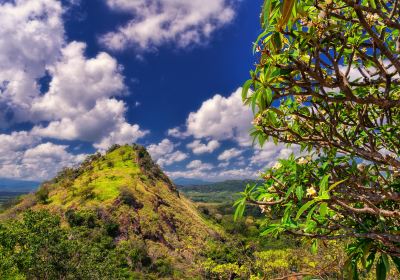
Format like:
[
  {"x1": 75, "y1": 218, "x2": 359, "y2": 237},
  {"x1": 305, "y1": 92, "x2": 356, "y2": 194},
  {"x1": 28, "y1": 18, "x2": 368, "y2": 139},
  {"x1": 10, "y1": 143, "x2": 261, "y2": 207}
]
[
  {"x1": 0, "y1": 0, "x2": 64, "y2": 126},
  {"x1": 185, "y1": 88, "x2": 253, "y2": 146},
  {"x1": 31, "y1": 41, "x2": 126, "y2": 121},
  {"x1": 100, "y1": 0, "x2": 236, "y2": 51},
  {"x1": 147, "y1": 139, "x2": 188, "y2": 167},
  {"x1": 218, "y1": 148, "x2": 243, "y2": 161},
  {"x1": 29, "y1": 42, "x2": 150, "y2": 149},
  {"x1": 167, "y1": 166, "x2": 258, "y2": 182},
  {"x1": 94, "y1": 122, "x2": 149, "y2": 151},
  {"x1": 0, "y1": 1, "x2": 147, "y2": 150},
  {"x1": 167, "y1": 127, "x2": 188, "y2": 138},
  {"x1": 157, "y1": 151, "x2": 188, "y2": 167},
  {"x1": 186, "y1": 160, "x2": 213, "y2": 170},
  {"x1": 187, "y1": 139, "x2": 220, "y2": 154},
  {"x1": 0, "y1": 132, "x2": 39, "y2": 163},
  {"x1": 148, "y1": 139, "x2": 175, "y2": 160},
  {"x1": 0, "y1": 132, "x2": 86, "y2": 181},
  {"x1": 250, "y1": 142, "x2": 301, "y2": 167}
]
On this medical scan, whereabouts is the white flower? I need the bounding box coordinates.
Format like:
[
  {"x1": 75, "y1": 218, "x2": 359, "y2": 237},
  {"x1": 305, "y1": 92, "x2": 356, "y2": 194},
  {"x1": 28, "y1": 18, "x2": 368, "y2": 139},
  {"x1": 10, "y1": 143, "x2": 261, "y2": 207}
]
[
  {"x1": 259, "y1": 205, "x2": 270, "y2": 213},
  {"x1": 272, "y1": 162, "x2": 282, "y2": 170},
  {"x1": 357, "y1": 163, "x2": 366, "y2": 172},
  {"x1": 306, "y1": 186, "x2": 317, "y2": 197},
  {"x1": 297, "y1": 157, "x2": 308, "y2": 165}
]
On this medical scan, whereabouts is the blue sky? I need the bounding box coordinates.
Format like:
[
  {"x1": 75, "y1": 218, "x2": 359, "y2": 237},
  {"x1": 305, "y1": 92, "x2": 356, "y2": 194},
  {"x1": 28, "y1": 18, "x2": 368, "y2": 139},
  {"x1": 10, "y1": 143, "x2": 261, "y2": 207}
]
[{"x1": 0, "y1": 0, "x2": 297, "y2": 182}]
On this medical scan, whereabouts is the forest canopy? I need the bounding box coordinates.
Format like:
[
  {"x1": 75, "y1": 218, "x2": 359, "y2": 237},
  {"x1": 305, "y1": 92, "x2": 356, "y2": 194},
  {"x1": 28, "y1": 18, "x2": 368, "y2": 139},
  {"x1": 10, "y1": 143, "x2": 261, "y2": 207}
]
[{"x1": 237, "y1": 0, "x2": 400, "y2": 278}]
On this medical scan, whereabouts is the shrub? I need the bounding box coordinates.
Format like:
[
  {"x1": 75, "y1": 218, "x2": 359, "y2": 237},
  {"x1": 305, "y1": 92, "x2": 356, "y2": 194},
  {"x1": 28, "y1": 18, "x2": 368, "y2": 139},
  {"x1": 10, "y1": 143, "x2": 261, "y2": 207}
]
[
  {"x1": 35, "y1": 186, "x2": 49, "y2": 204},
  {"x1": 119, "y1": 186, "x2": 143, "y2": 209}
]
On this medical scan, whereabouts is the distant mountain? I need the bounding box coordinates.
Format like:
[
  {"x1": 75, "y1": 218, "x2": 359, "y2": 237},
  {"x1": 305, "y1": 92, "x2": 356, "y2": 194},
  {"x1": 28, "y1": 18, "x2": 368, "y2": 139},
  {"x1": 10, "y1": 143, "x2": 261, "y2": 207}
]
[
  {"x1": 0, "y1": 178, "x2": 40, "y2": 192},
  {"x1": 178, "y1": 179, "x2": 262, "y2": 193},
  {"x1": 177, "y1": 179, "x2": 263, "y2": 204},
  {"x1": 173, "y1": 177, "x2": 213, "y2": 186}
]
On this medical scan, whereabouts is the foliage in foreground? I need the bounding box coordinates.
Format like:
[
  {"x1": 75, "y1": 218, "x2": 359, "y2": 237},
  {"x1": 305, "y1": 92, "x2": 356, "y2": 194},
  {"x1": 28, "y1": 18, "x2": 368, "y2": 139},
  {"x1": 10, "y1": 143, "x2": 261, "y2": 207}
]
[
  {"x1": 0, "y1": 210, "x2": 176, "y2": 279},
  {"x1": 238, "y1": 0, "x2": 400, "y2": 278}
]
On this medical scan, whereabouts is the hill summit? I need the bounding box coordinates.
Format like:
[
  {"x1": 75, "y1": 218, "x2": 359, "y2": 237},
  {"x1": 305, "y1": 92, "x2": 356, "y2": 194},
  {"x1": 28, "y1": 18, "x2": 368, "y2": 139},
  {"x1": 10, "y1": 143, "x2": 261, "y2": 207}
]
[{"x1": 2, "y1": 144, "x2": 223, "y2": 278}]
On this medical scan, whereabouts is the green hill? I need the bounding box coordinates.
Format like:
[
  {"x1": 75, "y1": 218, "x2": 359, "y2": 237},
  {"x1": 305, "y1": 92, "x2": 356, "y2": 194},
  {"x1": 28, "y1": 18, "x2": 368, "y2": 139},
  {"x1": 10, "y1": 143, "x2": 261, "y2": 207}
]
[
  {"x1": 0, "y1": 144, "x2": 224, "y2": 279},
  {"x1": 178, "y1": 179, "x2": 262, "y2": 203}
]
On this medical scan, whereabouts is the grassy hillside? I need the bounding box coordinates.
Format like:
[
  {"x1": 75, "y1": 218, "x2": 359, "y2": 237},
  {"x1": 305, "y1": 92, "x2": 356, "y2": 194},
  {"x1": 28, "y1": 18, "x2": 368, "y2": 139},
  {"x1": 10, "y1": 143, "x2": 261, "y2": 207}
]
[{"x1": 0, "y1": 144, "x2": 225, "y2": 279}]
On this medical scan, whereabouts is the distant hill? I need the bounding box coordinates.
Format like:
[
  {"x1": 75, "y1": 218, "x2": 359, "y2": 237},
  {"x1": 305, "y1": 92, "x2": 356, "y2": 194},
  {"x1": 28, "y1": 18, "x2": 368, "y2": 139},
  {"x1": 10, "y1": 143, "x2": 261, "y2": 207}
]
[
  {"x1": 178, "y1": 179, "x2": 263, "y2": 204},
  {"x1": 1, "y1": 144, "x2": 224, "y2": 278},
  {"x1": 173, "y1": 177, "x2": 212, "y2": 186},
  {"x1": 0, "y1": 178, "x2": 40, "y2": 192},
  {"x1": 178, "y1": 179, "x2": 262, "y2": 193}
]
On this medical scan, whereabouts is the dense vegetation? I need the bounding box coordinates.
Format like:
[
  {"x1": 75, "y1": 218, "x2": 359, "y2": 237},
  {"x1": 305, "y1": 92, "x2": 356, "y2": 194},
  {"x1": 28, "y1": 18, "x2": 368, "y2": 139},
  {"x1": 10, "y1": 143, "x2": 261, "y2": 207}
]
[
  {"x1": 238, "y1": 0, "x2": 400, "y2": 278},
  {"x1": 0, "y1": 145, "x2": 226, "y2": 279}
]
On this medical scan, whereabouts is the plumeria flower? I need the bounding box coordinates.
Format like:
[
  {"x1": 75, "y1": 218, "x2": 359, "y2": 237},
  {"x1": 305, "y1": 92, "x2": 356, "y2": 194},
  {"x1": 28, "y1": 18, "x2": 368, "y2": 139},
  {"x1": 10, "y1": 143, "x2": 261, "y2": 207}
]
[
  {"x1": 297, "y1": 157, "x2": 308, "y2": 165},
  {"x1": 263, "y1": 173, "x2": 272, "y2": 180},
  {"x1": 260, "y1": 205, "x2": 270, "y2": 213},
  {"x1": 306, "y1": 186, "x2": 317, "y2": 197},
  {"x1": 252, "y1": 115, "x2": 263, "y2": 126},
  {"x1": 357, "y1": 163, "x2": 366, "y2": 172},
  {"x1": 272, "y1": 162, "x2": 282, "y2": 170}
]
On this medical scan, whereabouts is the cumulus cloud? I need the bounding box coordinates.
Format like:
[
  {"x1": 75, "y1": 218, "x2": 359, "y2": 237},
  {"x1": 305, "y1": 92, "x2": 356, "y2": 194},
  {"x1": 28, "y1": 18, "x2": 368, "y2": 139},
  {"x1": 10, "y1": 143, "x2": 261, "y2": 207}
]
[
  {"x1": 217, "y1": 148, "x2": 243, "y2": 161},
  {"x1": 1, "y1": 1, "x2": 147, "y2": 150},
  {"x1": 147, "y1": 139, "x2": 188, "y2": 167},
  {"x1": 167, "y1": 127, "x2": 188, "y2": 138},
  {"x1": 186, "y1": 160, "x2": 213, "y2": 170},
  {"x1": 250, "y1": 142, "x2": 301, "y2": 167},
  {"x1": 28, "y1": 42, "x2": 147, "y2": 148},
  {"x1": 167, "y1": 166, "x2": 258, "y2": 182},
  {"x1": 185, "y1": 88, "x2": 253, "y2": 146},
  {"x1": 100, "y1": 0, "x2": 236, "y2": 51},
  {"x1": 0, "y1": 0, "x2": 149, "y2": 180},
  {"x1": 0, "y1": 132, "x2": 86, "y2": 181},
  {"x1": 0, "y1": 0, "x2": 64, "y2": 126},
  {"x1": 187, "y1": 139, "x2": 220, "y2": 154},
  {"x1": 94, "y1": 123, "x2": 148, "y2": 151},
  {"x1": 148, "y1": 139, "x2": 175, "y2": 160},
  {"x1": 31, "y1": 42, "x2": 126, "y2": 120}
]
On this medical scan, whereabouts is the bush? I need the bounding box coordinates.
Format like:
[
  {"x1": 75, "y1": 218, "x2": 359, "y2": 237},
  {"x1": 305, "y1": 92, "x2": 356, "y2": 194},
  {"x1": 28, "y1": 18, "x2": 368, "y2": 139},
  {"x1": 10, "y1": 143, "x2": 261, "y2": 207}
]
[
  {"x1": 152, "y1": 258, "x2": 173, "y2": 277},
  {"x1": 105, "y1": 221, "x2": 119, "y2": 238},
  {"x1": 35, "y1": 186, "x2": 49, "y2": 204},
  {"x1": 119, "y1": 186, "x2": 143, "y2": 209},
  {"x1": 80, "y1": 185, "x2": 95, "y2": 200}
]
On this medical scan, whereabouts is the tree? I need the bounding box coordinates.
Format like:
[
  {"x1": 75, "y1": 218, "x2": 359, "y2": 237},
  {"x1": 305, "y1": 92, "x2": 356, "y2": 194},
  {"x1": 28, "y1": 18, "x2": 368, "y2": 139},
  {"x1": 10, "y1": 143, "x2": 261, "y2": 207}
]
[{"x1": 237, "y1": 0, "x2": 400, "y2": 277}]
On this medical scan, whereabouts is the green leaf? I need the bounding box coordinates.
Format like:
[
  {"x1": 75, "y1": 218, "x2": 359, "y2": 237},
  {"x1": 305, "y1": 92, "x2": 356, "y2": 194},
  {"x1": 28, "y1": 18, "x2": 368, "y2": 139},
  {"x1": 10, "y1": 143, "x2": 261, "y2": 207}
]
[
  {"x1": 311, "y1": 239, "x2": 318, "y2": 254},
  {"x1": 265, "y1": 87, "x2": 273, "y2": 106},
  {"x1": 233, "y1": 198, "x2": 246, "y2": 221},
  {"x1": 328, "y1": 178, "x2": 347, "y2": 191},
  {"x1": 271, "y1": 32, "x2": 282, "y2": 51},
  {"x1": 319, "y1": 202, "x2": 328, "y2": 218},
  {"x1": 319, "y1": 174, "x2": 330, "y2": 195},
  {"x1": 376, "y1": 255, "x2": 388, "y2": 280},
  {"x1": 382, "y1": 253, "x2": 390, "y2": 272},
  {"x1": 365, "y1": 251, "x2": 376, "y2": 272},
  {"x1": 306, "y1": 204, "x2": 317, "y2": 223},
  {"x1": 278, "y1": 0, "x2": 296, "y2": 29},
  {"x1": 295, "y1": 200, "x2": 315, "y2": 220},
  {"x1": 295, "y1": 186, "x2": 304, "y2": 200},
  {"x1": 262, "y1": 0, "x2": 272, "y2": 28},
  {"x1": 242, "y1": 79, "x2": 252, "y2": 101}
]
